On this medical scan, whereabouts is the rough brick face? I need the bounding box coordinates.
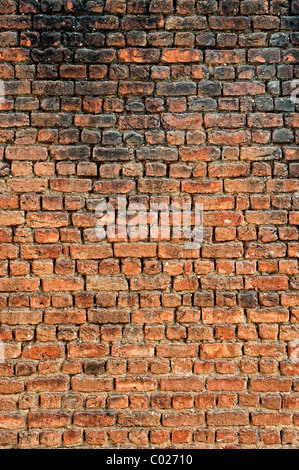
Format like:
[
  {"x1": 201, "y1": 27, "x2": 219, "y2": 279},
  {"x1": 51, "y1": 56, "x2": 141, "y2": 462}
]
[{"x1": 0, "y1": 0, "x2": 298, "y2": 450}]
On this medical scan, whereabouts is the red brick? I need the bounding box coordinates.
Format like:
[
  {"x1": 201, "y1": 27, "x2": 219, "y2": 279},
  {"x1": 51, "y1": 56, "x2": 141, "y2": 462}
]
[
  {"x1": 42, "y1": 278, "x2": 84, "y2": 292},
  {"x1": 162, "y1": 113, "x2": 203, "y2": 129},
  {"x1": 28, "y1": 412, "x2": 71, "y2": 429},
  {"x1": 201, "y1": 343, "x2": 242, "y2": 359},
  {"x1": 207, "y1": 411, "x2": 249, "y2": 426},
  {"x1": 162, "y1": 49, "x2": 203, "y2": 63},
  {"x1": 6, "y1": 146, "x2": 48, "y2": 161}
]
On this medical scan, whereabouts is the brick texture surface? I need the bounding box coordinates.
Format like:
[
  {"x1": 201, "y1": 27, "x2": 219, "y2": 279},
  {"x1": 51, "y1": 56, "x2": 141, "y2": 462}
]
[{"x1": 0, "y1": 0, "x2": 298, "y2": 448}]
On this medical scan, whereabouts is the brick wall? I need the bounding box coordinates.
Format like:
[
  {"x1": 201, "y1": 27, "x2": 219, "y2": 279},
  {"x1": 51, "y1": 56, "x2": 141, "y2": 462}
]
[{"x1": 0, "y1": 0, "x2": 298, "y2": 448}]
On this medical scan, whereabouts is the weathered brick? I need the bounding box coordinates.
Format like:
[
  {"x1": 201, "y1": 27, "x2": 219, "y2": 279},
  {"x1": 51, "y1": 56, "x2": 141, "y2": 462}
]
[
  {"x1": 86, "y1": 276, "x2": 128, "y2": 291},
  {"x1": 162, "y1": 113, "x2": 202, "y2": 130},
  {"x1": 201, "y1": 343, "x2": 242, "y2": 359},
  {"x1": 156, "y1": 81, "x2": 196, "y2": 96},
  {"x1": 28, "y1": 412, "x2": 71, "y2": 429},
  {"x1": 93, "y1": 180, "x2": 135, "y2": 194},
  {"x1": 67, "y1": 344, "x2": 109, "y2": 358},
  {"x1": 0, "y1": 212, "x2": 24, "y2": 226},
  {"x1": 206, "y1": 50, "x2": 246, "y2": 64},
  {"x1": 118, "y1": 48, "x2": 160, "y2": 63},
  {"x1": 119, "y1": 115, "x2": 159, "y2": 130},
  {"x1": 209, "y1": 16, "x2": 251, "y2": 30},
  {"x1": 207, "y1": 411, "x2": 249, "y2": 426},
  {"x1": 161, "y1": 49, "x2": 203, "y2": 63},
  {"x1": 42, "y1": 278, "x2": 84, "y2": 292},
  {"x1": 0, "y1": 278, "x2": 39, "y2": 292},
  {"x1": 6, "y1": 146, "x2": 48, "y2": 161}
]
